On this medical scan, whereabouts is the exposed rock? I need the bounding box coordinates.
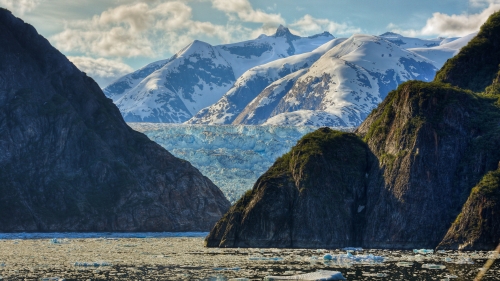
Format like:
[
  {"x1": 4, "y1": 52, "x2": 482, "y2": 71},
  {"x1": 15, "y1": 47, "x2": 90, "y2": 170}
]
[
  {"x1": 438, "y1": 168, "x2": 500, "y2": 250},
  {"x1": 0, "y1": 9, "x2": 230, "y2": 232},
  {"x1": 205, "y1": 128, "x2": 372, "y2": 248},
  {"x1": 358, "y1": 81, "x2": 500, "y2": 249}
]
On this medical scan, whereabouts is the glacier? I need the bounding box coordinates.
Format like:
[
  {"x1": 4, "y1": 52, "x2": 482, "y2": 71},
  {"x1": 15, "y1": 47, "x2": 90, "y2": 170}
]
[{"x1": 128, "y1": 123, "x2": 351, "y2": 203}]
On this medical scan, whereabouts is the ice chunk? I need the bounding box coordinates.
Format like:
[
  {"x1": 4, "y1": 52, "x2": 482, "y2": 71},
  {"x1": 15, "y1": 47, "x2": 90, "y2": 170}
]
[
  {"x1": 413, "y1": 249, "x2": 434, "y2": 254},
  {"x1": 264, "y1": 270, "x2": 346, "y2": 280},
  {"x1": 323, "y1": 254, "x2": 333, "y2": 260},
  {"x1": 421, "y1": 263, "x2": 446, "y2": 269},
  {"x1": 396, "y1": 261, "x2": 413, "y2": 267},
  {"x1": 73, "y1": 262, "x2": 112, "y2": 267},
  {"x1": 342, "y1": 247, "x2": 363, "y2": 251},
  {"x1": 248, "y1": 257, "x2": 283, "y2": 261}
]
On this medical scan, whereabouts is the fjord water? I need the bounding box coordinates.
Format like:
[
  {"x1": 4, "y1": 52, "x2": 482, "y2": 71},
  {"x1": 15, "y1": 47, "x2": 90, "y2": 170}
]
[{"x1": 0, "y1": 234, "x2": 498, "y2": 280}]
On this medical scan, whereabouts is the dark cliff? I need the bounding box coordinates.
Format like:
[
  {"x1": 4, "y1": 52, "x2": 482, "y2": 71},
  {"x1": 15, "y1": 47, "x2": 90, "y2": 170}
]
[
  {"x1": 206, "y1": 11, "x2": 500, "y2": 250},
  {"x1": 205, "y1": 128, "x2": 371, "y2": 248},
  {"x1": 0, "y1": 9, "x2": 230, "y2": 232},
  {"x1": 438, "y1": 167, "x2": 500, "y2": 250},
  {"x1": 358, "y1": 81, "x2": 500, "y2": 249}
]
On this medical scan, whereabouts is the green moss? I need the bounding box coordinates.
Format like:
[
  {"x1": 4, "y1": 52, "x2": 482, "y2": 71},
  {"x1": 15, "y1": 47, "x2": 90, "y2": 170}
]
[{"x1": 471, "y1": 169, "x2": 500, "y2": 197}]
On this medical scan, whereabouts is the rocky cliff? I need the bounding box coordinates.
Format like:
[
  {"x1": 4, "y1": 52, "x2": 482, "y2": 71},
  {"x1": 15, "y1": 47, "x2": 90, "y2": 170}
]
[
  {"x1": 205, "y1": 128, "x2": 372, "y2": 248},
  {"x1": 206, "y1": 11, "x2": 500, "y2": 250},
  {"x1": 438, "y1": 167, "x2": 500, "y2": 250},
  {"x1": 0, "y1": 9, "x2": 230, "y2": 232}
]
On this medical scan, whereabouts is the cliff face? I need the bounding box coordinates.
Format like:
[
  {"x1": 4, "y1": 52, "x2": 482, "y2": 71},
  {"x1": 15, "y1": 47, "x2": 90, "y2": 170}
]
[
  {"x1": 438, "y1": 168, "x2": 500, "y2": 250},
  {"x1": 0, "y1": 9, "x2": 230, "y2": 232},
  {"x1": 205, "y1": 128, "x2": 372, "y2": 248},
  {"x1": 357, "y1": 81, "x2": 500, "y2": 248},
  {"x1": 206, "y1": 11, "x2": 500, "y2": 250}
]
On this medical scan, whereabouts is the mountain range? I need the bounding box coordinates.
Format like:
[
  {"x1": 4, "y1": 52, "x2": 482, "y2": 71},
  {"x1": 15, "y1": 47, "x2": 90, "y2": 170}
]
[
  {"x1": 105, "y1": 28, "x2": 474, "y2": 127},
  {"x1": 104, "y1": 26, "x2": 333, "y2": 123}
]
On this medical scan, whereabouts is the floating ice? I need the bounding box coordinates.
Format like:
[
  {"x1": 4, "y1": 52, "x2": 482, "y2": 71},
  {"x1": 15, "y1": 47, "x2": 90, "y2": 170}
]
[
  {"x1": 264, "y1": 270, "x2": 346, "y2": 280},
  {"x1": 213, "y1": 267, "x2": 241, "y2": 271},
  {"x1": 421, "y1": 264, "x2": 446, "y2": 269},
  {"x1": 73, "y1": 262, "x2": 112, "y2": 267},
  {"x1": 248, "y1": 257, "x2": 284, "y2": 261},
  {"x1": 413, "y1": 249, "x2": 434, "y2": 254},
  {"x1": 396, "y1": 261, "x2": 413, "y2": 267},
  {"x1": 362, "y1": 272, "x2": 388, "y2": 277},
  {"x1": 342, "y1": 247, "x2": 363, "y2": 252},
  {"x1": 323, "y1": 254, "x2": 333, "y2": 260}
]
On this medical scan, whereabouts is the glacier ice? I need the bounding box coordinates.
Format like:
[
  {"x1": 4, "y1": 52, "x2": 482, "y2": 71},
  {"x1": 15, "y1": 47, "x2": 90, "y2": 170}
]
[{"x1": 128, "y1": 123, "x2": 352, "y2": 203}]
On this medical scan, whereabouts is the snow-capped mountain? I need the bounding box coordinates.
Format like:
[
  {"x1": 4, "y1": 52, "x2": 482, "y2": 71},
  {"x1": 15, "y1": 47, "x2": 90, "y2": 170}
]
[
  {"x1": 189, "y1": 33, "x2": 473, "y2": 127},
  {"x1": 378, "y1": 32, "x2": 454, "y2": 48},
  {"x1": 187, "y1": 38, "x2": 347, "y2": 124},
  {"x1": 104, "y1": 26, "x2": 334, "y2": 123},
  {"x1": 408, "y1": 32, "x2": 477, "y2": 69}
]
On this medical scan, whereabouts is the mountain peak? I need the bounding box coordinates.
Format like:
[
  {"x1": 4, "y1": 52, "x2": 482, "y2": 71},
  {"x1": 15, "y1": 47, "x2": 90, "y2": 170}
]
[
  {"x1": 274, "y1": 25, "x2": 292, "y2": 37},
  {"x1": 379, "y1": 32, "x2": 402, "y2": 38}
]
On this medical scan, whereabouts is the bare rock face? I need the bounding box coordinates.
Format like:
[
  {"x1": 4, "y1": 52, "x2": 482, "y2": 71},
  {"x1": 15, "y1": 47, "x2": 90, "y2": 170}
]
[
  {"x1": 206, "y1": 11, "x2": 500, "y2": 250},
  {"x1": 0, "y1": 9, "x2": 230, "y2": 232},
  {"x1": 205, "y1": 128, "x2": 372, "y2": 248}
]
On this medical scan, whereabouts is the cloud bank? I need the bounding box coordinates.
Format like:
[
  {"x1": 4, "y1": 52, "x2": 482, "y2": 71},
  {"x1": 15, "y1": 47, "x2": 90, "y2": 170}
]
[
  {"x1": 0, "y1": 0, "x2": 41, "y2": 15},
  {"x1": 68, "y1": 56, "x2": 133, "y2": 88},
  {"x1": 389, "y1": 0, "x2": 500, "y2": 37}
]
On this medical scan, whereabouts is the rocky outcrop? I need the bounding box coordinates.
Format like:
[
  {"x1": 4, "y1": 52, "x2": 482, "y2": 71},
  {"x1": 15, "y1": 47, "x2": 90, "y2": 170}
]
[
  {"x1": 206, "y1": 11, "x2": 500, "y2": 250},
  {"x1": 205, "y1": 128, "x2": 372, "y2": 248},
  {"x1": 438, "y1": 167, "x2": 500, "y2": 250},
  {"x1": 0, "y1": 9, "x2": 230, "y2": 232}
]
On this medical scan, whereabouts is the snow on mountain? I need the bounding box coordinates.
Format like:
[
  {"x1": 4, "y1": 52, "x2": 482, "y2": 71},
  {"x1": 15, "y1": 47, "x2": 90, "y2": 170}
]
[
  {"x1": 408, "y1": 32, "x2": 477, "y2": 68},
  {"x1": 187, "y1": 38, "x2": 347, "y2": 125},
  {"x1": 379, "y1": 32, "x2": 451, "y2": 49},
  {"x1": 103, "y1": 59, "x2": 169, "y2": 101},
  {"x1": 114, "y1": 40, "x2": 235, "y2": 122},
  {"x1": 128, "y1": 123, "x2": 325, "y2": 203},
  {"x1": 192, "y1": 34, "x2": 447, "y2": 127},
  {"x1": 104, "y1": 26, "x2": 334, "y2": 123},
  {"x1": 263, "y1": 34, "x2": 440, "y2": 127}
]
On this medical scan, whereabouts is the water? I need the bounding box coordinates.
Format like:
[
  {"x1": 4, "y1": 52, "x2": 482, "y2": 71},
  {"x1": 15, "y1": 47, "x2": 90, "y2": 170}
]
[{"x1": 0, "y1": 233, "x2": 498, "y2": 280}]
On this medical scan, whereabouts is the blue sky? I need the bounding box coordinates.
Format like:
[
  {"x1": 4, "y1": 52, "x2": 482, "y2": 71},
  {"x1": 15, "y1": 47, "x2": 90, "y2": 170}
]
[{"x1": 1, "y1": 0, "x2": 499, "y2": 86}]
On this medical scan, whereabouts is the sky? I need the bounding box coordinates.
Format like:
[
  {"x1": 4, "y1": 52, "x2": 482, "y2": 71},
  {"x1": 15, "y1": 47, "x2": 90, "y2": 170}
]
[{"x1": 1, "y1": 0, "x2": 499, "y2": 87}]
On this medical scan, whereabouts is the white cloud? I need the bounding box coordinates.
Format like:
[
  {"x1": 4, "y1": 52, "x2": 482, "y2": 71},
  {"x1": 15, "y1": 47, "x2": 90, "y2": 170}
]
[
  {"x1": 290, "y1": 14, "x2": 361, "y2": 36},
  {"x1": 210, "y1": 0, "x2": 284, "y2": 27},
  {"x1": 68, "y1": 56, "x2": 133, "y2": 88},
  {"x1": 389, "y1": 2, "x2": 500, "y2": 37},
  {"x1": 51, "y1": 1, "x2": 242, "y2": 59},
  {"x1": 0, "y1": 0, "x2": 42, "y2": 15}
]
